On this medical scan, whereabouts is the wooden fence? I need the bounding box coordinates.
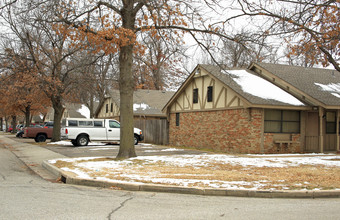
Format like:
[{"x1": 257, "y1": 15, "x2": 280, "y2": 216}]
[{"x1": 134, "y1": 118, "x2": 169, "y2": 145}]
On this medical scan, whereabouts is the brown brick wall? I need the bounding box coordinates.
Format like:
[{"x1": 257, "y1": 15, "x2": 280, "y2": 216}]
[
  {"x1": 169, "y1": 108, "x2": 263, "y2": 154},
  {"x1": 169, "y1": 108, "x2": 303, "y2": 154},
  {"x1": 263, "y1": 134, "x2": 302, "y2": 153}
]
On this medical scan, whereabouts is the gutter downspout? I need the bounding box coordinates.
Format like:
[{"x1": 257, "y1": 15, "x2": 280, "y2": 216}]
[
  {"x1": 337, "y1": 110, "x2": 340, "y2": 152},
  {"x1": 319, "y1": 107, "x2": 324, "y2": 153}
]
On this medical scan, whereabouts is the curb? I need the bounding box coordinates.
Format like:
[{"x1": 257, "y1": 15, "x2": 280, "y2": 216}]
[{"x1": 42, "y1": 160, "x2": 340, "y2": 198}]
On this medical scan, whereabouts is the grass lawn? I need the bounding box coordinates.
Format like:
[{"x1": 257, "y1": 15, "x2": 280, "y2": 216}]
[{"x1": 50, "y1": 154, "x2": 340, "y2": 190}]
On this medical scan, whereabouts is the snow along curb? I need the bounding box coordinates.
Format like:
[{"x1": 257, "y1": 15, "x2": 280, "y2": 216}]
[{"x1": 42, "y1": 160, "x2": 340, "y2": 198}]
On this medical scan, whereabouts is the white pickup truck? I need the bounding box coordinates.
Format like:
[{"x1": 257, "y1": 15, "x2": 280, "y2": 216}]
[{"x1": 60, "y1": 118, "x2": 144, "y2": 146}]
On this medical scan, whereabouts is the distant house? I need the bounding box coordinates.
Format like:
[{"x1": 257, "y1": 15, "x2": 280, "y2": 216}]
[
  {"x1": 97, "y1": 89, "x2": 175, "y2": 144},
  {"x1": 163, "y1": 63, "x2": 340, "y2": 154},
  {"x1": 43, "y1": 103, "x2": 88, "y2": 122}
]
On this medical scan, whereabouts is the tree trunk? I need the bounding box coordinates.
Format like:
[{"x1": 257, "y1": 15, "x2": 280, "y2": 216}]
[
  {"x1": 116, "y1": 2, "x2": 137, "y2": 159},
  {"x1": 116, "y1": 44, "x2": 136, "y2": 159},
  {"x1": 11, "y1": 115, "x2": 17, "y2": 133},
  {"x1": 89, "y1": 93, "x2": 94, "y2": 118},
  {"x1": 51, "y1": 96, "x2": 64, "y2": 142},
  {"x1": 25, "y1": 105, "x2": 31, "y2": 127}
]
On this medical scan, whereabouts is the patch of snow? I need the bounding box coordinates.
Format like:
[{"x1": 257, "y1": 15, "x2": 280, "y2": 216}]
[
  {"x1": 50, "y1": 154, "x2": 340, "y2": 190},
  {"x1": 247, "y1": 153, "x2": 336, "y2": 157},
  {"x1": 133, "y1": 103, "x2": 150, "y2": 111},
  {"x1": 89, "y1": 147, "x2": 119, "y2": 151},
  {"x1": 48, "y1": 141, "x2": 73, "y2": 146},
  {"x1": 315, "y1": 82, "x2": 340, "y2": 98},
  {"x1": 48, "y1": 141, "x2": 106, "y2": 146},
  {"x1": 77, "y1": 104, "x2": 90, "y2": 119},
  {"x1": 161, "y1": 148, "x2": 185, "y2": 152},
  {"x1": 140, "y1": 143, "x2": 152, "y2": 146},
  {"x1": 225, "y1": 70, "x2": 305, "y2": 106},
  {"x1": 144, "y1": 148, "x2": 185, "y2": 152}
]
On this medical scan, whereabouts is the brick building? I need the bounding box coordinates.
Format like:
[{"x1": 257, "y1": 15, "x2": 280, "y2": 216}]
[{"x1": 163, "y1": 63, "x2": 340, "y2": 154}]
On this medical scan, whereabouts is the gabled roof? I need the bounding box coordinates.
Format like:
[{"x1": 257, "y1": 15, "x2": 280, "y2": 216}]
[
  {"x1": 64, "y1": 103, "x2": 88, "y2": 118},
  {"x1": 44, "y1": 103, "x2": 87, "y2": 121},
  {"x1": 108, "y1": 89, "x2": 175, "y2": 116},
  {"x1": 200, "y1": 64, "x2": 305, "y2": 107},
  {"x1": 163, "y1": 64, "x2": 307, "y2": 112},
  {"x1": 251, "y1": 63, "x2": 340, "y2": 107}
]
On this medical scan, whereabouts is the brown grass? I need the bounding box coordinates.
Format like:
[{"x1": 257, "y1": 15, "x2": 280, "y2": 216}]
[{"x1": 52, "y1": 158, "x2": 340, "y2": 190}]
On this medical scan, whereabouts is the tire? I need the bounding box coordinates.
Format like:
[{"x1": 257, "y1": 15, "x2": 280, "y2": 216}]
[
  {"x1": 134, "y1": 135, "x2": 139, "y2": 145},
  {"x1": 76, "y1": 135, "x2": 89, "y2": 146},
  {"x1": 71, "y1": 140, "x2": 78, "y2": 147},
  {"x1": 16, "y1": 132, "x2": 23, "y2": 138},
  {"x1": 35, "y1": 134, "x2": 47, "y2": 142}
]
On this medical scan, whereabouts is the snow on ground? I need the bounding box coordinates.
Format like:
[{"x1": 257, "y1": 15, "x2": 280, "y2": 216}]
[
  {"x1": 226, "y1": 70, "x2": 305, "y2": 106},
  {"x1": 144, "y1": 148, "x2": 185, "y2": 153},
  {"x1": 48, "y1": 141, "x2": 106, "y2": 146},
  {"x1": 49, "y1": 153, "x2": 340, "y2": 190}
]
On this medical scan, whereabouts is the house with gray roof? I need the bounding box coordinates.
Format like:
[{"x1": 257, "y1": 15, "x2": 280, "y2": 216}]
[
  {"x1": 44, "y1": 103, "x2": 87, "y2": 122},
  {"x1": 163, "y1": 63, "x2": 340, "y2": 154},
  {"x1": 96, "y1": 89, "x2": 175, "y2": 145},
  {"x1": 31, "y1": 103, "x2": 87, "y2": 124}
]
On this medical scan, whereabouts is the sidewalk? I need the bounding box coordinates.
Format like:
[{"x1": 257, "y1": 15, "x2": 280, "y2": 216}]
[
  {"x1": 1, "y1": 134, "x2": 340, "y2": 198},
  {"x1": 0, "y1": 134, "x2": 66, "y2": 181}
]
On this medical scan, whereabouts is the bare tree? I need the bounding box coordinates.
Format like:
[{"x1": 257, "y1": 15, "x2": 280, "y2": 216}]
[
  {"x1": 236, "y1": 0, "x2": 340, "y2": 71},
  {"x1": 55, "y1": 0, "x2": 254, "y2": 159},
  {"x1": 1, "y1": 1, "x2": 96, "y2": 141},
  {"x1": 76, "y1": 53, "x2": 118, "y2": 118},
  {"x1": 134, "y1": 32, "x2": 188, "y2": 90},
  {"x1": 218, "y1": 30, "x2": 279, "y2": 68}
]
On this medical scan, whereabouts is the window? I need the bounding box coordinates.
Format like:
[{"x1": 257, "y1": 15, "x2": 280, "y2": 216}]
[
  {"x1": 79, "y1": 121, "x2": 93, "y2": 127},
  {"x1": 109, "y1": 120, "x2": 120, "y2": 128},
  {"x1": 207, "y1": 86, "x2": 213, "y2": 102},
  {"x1": 106, "y1": 104, "x2": 108, "y2": 113},
  {"x1": 68, "y1": 120, "x2": 78, "y2": 127},
  {"x1": 94, "y1": 121, "x2": 103, "y2": 127},
  {"x1": 326, "y1": 111, "x2": 336, "y2": 134},
  {"x1": 176, "y1": 113, "x2": 180, "y2": 126},
  {"x1": 111, "y1": 103, "x2": 113, "y2": 112},
  {"x1": 264, "y1": 110, "x2": 300, "y2": 133},
  {"x1": 193, "y1": 88, "x2": 198, "y2": 104}
]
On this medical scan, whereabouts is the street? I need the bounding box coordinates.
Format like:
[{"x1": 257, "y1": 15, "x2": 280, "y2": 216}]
[{"x1": 1, "y1": 141, "x2": 340, "y2": 220}]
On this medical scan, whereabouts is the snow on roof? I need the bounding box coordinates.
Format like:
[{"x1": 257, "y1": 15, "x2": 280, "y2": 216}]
[
  {"x1": 315, "y1": 82, "x2": 340, "y2": 99},
  {"x1": 226, "y1": 70, "x2": 305, "y2": 106},
  {"x1": 77, "y1": 104, "x2": 90, "y2": 119},
  {"x1": 133, "y1": 103, "x2": 150, "y2": 111}
]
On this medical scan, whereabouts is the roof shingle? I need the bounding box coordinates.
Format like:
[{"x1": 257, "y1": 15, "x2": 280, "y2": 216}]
[{"x1": 255, "y1": 63, "x2": 340, "y2": 106}]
